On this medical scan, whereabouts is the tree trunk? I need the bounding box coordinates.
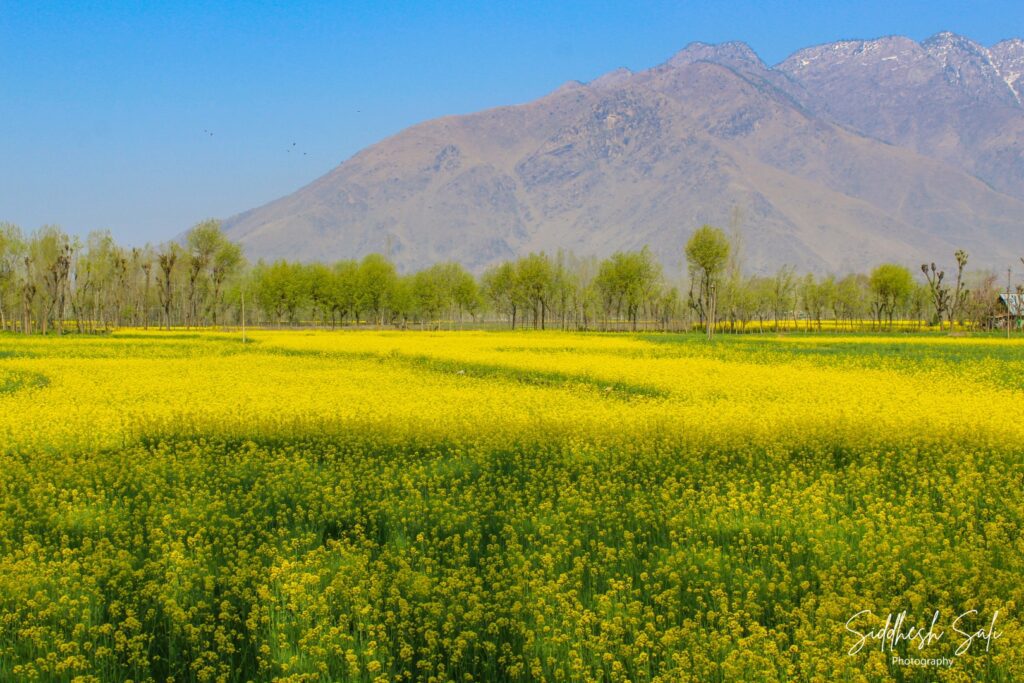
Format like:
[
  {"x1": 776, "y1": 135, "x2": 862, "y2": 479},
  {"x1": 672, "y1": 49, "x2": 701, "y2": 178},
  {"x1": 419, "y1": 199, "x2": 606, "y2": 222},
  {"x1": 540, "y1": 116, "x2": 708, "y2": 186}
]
[{"x1": 706, "y1": 286, "x2": 715, "y2": 340}]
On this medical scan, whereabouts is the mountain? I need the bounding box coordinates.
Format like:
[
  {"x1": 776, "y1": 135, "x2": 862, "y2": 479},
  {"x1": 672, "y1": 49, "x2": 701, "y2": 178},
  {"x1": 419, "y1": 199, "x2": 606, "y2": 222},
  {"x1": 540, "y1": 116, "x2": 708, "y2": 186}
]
[
  {"x1": 777, "y1": 33, "x2": 1024, "y2": 201},
  {"x1": 223, "y1": 33, "x2": 1024, "y2": 274}
]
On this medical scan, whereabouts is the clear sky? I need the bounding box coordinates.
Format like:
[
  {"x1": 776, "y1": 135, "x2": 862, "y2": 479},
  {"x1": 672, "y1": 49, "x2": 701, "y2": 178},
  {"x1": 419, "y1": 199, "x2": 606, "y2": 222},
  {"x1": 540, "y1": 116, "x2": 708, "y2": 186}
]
[{"x1": 2, "y1": 0, "x2": 1021, "y2": 246}]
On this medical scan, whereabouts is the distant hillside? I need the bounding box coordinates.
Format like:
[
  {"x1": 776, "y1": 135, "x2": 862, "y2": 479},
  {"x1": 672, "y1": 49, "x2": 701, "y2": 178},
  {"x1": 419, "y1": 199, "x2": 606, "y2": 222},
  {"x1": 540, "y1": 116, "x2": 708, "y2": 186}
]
[{"x1": 223, "y1": 33, "x2": 1024, "y2": 274}]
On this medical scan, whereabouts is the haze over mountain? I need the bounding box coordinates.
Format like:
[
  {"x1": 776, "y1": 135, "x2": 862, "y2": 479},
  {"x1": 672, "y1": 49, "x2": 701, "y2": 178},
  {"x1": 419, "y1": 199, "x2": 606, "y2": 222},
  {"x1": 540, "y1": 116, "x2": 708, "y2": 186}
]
[{"x1": 223, "y1": 32, "x2": 1024, "y2": 274}]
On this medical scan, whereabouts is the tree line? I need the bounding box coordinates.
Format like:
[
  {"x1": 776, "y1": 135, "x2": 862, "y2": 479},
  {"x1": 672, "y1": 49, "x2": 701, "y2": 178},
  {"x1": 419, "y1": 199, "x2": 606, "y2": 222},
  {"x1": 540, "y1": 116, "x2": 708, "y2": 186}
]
[{"x1": 0, "y1": 219, "x2": 1017, "y2": 335}]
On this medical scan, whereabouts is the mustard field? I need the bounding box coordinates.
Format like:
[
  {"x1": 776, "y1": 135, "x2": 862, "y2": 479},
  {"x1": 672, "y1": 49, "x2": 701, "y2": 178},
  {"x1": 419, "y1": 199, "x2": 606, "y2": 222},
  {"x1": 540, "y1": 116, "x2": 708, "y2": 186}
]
[{"x1": 0, "y1": 330, "x2": 1022, "y2": 682}]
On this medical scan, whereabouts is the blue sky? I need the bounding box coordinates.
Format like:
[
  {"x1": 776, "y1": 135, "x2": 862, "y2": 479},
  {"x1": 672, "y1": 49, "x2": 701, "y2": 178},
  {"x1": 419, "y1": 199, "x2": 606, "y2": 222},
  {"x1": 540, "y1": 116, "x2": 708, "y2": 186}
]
[{"x1": 2, "y1": 1, "x2": 1021, "y2": 245}]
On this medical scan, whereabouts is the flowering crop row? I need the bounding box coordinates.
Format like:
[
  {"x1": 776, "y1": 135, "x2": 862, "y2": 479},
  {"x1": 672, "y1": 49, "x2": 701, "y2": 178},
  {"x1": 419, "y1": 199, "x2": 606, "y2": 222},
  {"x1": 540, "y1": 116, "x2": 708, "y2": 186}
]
[{"x1": 0, "y1": 330, "x2": 1021, "y2": 681}]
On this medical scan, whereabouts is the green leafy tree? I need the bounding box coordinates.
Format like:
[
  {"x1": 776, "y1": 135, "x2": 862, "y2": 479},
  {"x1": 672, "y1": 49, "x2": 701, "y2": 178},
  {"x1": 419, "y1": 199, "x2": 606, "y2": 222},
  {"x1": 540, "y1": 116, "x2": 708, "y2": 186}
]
[
  {"x1": 869, "y1": 263, "x2": 914, "y2": 329},
  {"x1": 185, "y1": 219, "x2": 242, "y2": 326},
  {"x1": 685, "y1": 225, "x2": 731, "y2": 339},
  {"x1": 329, "y1": 260, "x2": 361, "y2": 326},
  {"x1": 209, "y1": 240, "x2": 244, "y2": 326},
  {"x1": 411, "y1": 265, "x2": 449, "y2": 327},
  {"x1": 304, "y1": 263, "x2": 333, "y2": 326},
  {"x1": 358, "y1": 254, "x2": 398, "y2": 327},
  {"x1": 0, "y1": 223, "x2": 25, "y2": 332},
  {"x1": 595, "y1": 248, "x2": 662, "y2": 331},
  {"x1": 482, "y1": 261, "x2": 521, "y2": 329},
  {"x1": 515, "y1": 254, "x2": 555, "y2": 330},
  {"x1": 445, "y1": 262, "x2": 481, "y2": 327},
  {"x1": 71, "y1": 231, "x2": 125, "y2": 333},
  {"x1": 253, "y1": 260, "x2": 307, "y2": 325},
  {"x1": 833, "y1": 274, "x2": 868, "y2": 331},
  {"x1": 184, "y1": 220, "x2": 221, "y2": 327},
  {"x1": 389, "y1": 274, "x2": 415, "y2": 329},
  {"x1": 799, "y1": 274, "x2": 835, "y2": 331}
]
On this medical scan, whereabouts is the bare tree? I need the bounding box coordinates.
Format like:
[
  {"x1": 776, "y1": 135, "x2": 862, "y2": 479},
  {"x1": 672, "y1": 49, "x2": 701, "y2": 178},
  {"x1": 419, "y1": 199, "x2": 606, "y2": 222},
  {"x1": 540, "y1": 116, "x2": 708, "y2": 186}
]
[
  {"x1": 20, "y1": 257, "x2": 35, "y2": 334},
  {"x1": 34, "y1": 230, "x2": 73, "y2": 335},
  {"x1": 921, "y1": 262, "x2": 950, "y2": 330},
  {"x1": 157, "y1": 246, "x2": 178, "y2": 330},
  {"x1": 949, "y1": 250, "x2": 969, "y2": 329}
]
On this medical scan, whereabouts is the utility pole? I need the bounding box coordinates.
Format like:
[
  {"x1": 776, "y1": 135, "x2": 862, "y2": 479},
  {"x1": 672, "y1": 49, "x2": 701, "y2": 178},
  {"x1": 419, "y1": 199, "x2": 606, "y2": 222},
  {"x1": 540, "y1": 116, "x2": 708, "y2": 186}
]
[
  {"x1": 241, "y1": 288, "x2": 247, "y2": 344},
  {"x1": 1007, "y1": 267, "x2": 1012, "y2": 339}
]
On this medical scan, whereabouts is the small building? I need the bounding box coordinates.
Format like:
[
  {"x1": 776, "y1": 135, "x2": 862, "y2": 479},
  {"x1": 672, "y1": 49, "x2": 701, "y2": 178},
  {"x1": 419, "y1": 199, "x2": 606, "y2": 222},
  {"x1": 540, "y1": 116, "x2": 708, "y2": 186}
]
[{"x1": 995, "y1": 293, "x2": 1024, "y2": 329}]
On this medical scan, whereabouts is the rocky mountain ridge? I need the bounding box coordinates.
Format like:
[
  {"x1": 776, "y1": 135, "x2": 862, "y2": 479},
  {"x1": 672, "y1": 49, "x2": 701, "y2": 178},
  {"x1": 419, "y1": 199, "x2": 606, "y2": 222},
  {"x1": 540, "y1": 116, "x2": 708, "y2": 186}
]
[{"x1": 223, "y1": 32, "x2": 1024, "y2": 274}]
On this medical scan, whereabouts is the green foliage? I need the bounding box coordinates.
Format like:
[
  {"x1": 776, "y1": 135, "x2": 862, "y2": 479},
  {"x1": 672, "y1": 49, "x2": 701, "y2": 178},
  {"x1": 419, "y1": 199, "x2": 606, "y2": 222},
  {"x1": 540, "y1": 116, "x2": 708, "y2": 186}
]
[
  {"x1": 252, "y1": 260, "x2": 308, "y2": 324},
  {"x1": 869, "y1": 263, "x2": 914, "y2": 327},
  {"x1": 330, "y1": 259, "x2": 362, "y2": 324},
  {"x1": 595, "y1": 248, "x2": 662, "y2": 330},
  {"x1": 0, "y1": 218, "x2": 999, "y2": 334},
  {"x1": 358, "y1": 253, "x2": 398, "y2": 325},
  {"x1": 481, "y1": 261, "x2": 521, "y2": 327},
  {"x1": 685, "y1": 226, "x2": 732, "y2": 337},
  {"x1": 684, "y1": 225, "x2": 731, "y2": 278}
]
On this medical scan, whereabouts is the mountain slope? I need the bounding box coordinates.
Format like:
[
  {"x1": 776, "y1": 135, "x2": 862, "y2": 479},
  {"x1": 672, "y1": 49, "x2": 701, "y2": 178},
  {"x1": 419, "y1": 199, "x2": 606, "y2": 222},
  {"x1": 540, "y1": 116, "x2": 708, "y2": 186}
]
[
  {"x1": 778, "y1": 33, "x2": 1024, "y2": 200},
  {"x1": 224, "y1": 33, "x2": 1024, "y2": 274}
]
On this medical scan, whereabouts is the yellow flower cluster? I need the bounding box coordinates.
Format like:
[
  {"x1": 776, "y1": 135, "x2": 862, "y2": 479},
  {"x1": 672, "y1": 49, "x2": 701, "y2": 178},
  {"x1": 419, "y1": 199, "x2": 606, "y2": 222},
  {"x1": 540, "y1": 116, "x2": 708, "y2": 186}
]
[{"x1": 0, "y1": 329, "x2": 1021, "y2": 681}]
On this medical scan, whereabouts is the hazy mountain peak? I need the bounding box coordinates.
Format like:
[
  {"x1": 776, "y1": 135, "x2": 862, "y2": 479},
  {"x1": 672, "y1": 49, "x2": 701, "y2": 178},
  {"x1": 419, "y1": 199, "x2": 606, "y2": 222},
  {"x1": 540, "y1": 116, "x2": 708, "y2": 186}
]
[
  {"x1": 667, "y1": 41, "x2": 766, "y2": 71},
  {"x1": 922, "y1": 30, "x2": 992, "y2": 64},
  {"x1": 223, "y1": 32, "x2": 1024, "y2": 274},
  {"x1": 552, "y1": 79, "x2": 588, "y2": 95},
  {"x1": 923, "y1": 30, "x2": 980, "y2": 50},
  {"x1": 779, "y1": 36, "x2": 922, "y2": 73},
  {"x1": 993, "y1": 37, "x2": 1024, "y2": 51},
  {"x1": 919, "y1": 30, "x2": 1019, "y2": 103},
  {"x1": 590, "y1": 67, "x2": 634, "y2": 89}
]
